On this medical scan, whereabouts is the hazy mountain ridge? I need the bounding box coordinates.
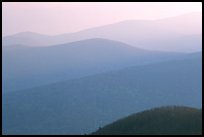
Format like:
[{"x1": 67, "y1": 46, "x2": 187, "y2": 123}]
[
  {"x1": 3, "y1": 38, "x2": 186, "y2": 92},
  {"x1": 3, "y1": 13, "x2": 202, "y2": 52},
  {"x1": 3, "y1": 54, "x2": 202, "y2": 134}
]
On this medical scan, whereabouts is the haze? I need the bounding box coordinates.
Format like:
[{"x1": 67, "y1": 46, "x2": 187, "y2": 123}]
[
  {"x1": 2, "y1": 2, "x2": 202, "y2": 135},
  {"x1": 2, "y1": 2, "x2": 202, "y2": 36}
]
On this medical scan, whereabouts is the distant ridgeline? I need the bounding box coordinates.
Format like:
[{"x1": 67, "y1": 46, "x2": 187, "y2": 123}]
[{"x1": 92, "y1": 106, "x2": 202, "y2": 135}]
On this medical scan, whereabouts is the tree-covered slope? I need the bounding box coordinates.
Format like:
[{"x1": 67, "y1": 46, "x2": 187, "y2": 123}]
[{"x1": 92, "y1": 106, "x2": 202, "y2": 135}]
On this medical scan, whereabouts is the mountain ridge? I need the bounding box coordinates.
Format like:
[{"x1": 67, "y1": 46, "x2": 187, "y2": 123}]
[
  {"x1": 3, "y1": 12, "x2": 202, "y2": 52},
  {"x1": 3, "y1": 54, "x2": 201, "y2": 134},
  {"x1": 3, "y1": 38, "x2": 187, "y2": 92}
]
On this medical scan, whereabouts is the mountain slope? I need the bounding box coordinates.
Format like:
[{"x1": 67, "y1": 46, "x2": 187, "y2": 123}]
[
  {"x1": 2, "y1": 38, "x2": 183, "y2": 92},
  {"x1": 92, "y1": 106, "x2": 202, "y2": 135},
  {"x1": 2, "y1": 54, "x2": 202, "y2": 135},
  {"x1": 3, "y1": 13, "x2": 202, "y2": 52}
]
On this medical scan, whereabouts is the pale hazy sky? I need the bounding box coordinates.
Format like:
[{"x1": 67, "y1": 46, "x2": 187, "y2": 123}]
[{"x1": 2, "y1": 2, "x2": 202, "y2": 36}]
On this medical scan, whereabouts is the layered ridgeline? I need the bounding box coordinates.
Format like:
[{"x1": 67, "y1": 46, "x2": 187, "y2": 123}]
[
  {"x1": 2, "y1": 53, "x2": 202, "y2": 135},
  {"x1": 2, "y1": 38, "x2": 184, "y2": 92},
  {"x1": 3, "y1": 13, "x2": 202, "y2": 52},
  {"x1": 92, "y1": 106, "x2": 202, "y2": 135}
]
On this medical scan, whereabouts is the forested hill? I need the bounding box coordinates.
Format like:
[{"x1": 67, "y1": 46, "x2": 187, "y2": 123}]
[{"x1": 92, "y1": 106, "x2": 202, "y2": 135}]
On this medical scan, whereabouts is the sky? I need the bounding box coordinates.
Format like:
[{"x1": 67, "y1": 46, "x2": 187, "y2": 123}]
[{"x1": 2, "y1": 2, "x2": 202, "y2": 36}]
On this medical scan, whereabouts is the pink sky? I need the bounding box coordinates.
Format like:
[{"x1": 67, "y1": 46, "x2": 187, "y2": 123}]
[{"x1": 2, "y1": 2, "x2": 202, "y2": 36}]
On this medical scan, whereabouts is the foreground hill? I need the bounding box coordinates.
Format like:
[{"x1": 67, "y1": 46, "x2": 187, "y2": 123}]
[
  {"x1": 2, "y1": 54, "x2": 202, "y2": 135},
  {"x1": 92, "y1": 106, "x2": 202, "y2": 135}
]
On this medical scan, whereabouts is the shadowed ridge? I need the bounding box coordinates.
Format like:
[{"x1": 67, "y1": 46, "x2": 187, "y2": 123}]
[{"x1": 92, "y1": 106, "x2": 202, "y2": 135}]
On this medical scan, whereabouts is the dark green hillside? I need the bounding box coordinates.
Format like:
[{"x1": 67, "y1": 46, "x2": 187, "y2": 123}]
[{"x1": 92, "y1": 106, "x2": 202, "y2": 135}]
